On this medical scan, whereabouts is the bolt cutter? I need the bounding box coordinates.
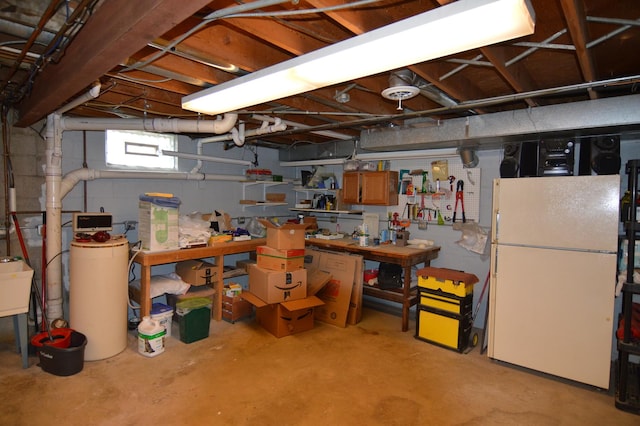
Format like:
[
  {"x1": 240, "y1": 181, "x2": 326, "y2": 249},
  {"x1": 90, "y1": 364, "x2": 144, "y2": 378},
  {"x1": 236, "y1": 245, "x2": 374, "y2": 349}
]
[{"x1": 452, "y1": 180, "x2": 466, "y2": 223}]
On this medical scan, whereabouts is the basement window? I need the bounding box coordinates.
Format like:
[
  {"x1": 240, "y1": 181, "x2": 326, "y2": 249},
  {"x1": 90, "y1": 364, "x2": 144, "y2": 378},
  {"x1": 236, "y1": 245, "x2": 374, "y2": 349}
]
[{"x1": 105, "y1": 130, "x2": 177, "y2": 170}]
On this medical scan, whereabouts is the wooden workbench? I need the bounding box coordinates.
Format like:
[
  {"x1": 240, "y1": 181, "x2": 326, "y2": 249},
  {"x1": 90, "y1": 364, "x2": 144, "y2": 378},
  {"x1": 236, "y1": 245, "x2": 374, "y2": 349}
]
[
  {"x1": 305, "y1": 237, "x2": 440, "y2": 332},
  {"x1": 132, "y1": 238, "x2": 266, "y2": 319}
]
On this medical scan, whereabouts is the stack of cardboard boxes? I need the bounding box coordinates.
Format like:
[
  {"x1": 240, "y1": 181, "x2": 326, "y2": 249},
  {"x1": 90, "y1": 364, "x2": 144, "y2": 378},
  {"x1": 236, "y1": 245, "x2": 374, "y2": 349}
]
[
  {"x1": 304, "y1": 247, "x2": 364, "y2": 327},
  {"x1": 241, "y1": 220, "x2": 330, "y2": 337}
]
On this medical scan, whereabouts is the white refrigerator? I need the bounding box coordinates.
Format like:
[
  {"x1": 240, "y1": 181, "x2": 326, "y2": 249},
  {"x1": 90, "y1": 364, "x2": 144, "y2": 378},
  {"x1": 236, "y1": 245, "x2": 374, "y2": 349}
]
[{"x1": 488, "y1": 175, "x2": 620, "y2": 389}]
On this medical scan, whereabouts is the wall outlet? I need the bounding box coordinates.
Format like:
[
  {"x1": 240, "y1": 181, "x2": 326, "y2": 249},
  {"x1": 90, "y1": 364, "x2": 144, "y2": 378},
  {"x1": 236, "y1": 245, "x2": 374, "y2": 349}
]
[
  {"x1": 124, "y1": 220, "x2": 137, "y2": 230},
  {"x1": 237, "y1": 217, "x2": 246, "y2": 224}
]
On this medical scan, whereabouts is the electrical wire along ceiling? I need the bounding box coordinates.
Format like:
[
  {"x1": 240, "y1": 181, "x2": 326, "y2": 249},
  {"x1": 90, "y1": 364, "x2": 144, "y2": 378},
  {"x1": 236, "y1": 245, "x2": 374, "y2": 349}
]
[{"x1": 0, "y1": 0, "x2": 638, "y2": 149}]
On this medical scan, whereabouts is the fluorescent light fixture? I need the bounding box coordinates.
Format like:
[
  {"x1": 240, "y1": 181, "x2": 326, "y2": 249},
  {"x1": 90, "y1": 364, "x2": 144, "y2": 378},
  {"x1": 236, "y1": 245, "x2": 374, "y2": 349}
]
[
  {"x1": 279, "y1": 158, "x2": 348, "y2": 167},
  {"x1": 162, "y1": 150, "x2": 252, "y2": 166},
  {"x1": 183, "y1": 0, "x2": 535, "y2": 115},
  {"x1": 355, "y1": 148, "x2": 459, "y2": 161}
]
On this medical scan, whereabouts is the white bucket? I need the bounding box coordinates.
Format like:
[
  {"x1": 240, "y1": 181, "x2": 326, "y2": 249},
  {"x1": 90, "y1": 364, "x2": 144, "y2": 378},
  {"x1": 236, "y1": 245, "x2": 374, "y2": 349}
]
[
  {"x1": 151, "y1": 303, "x2": 174, "y2": 337},
  {"x1": 138, "y1": 316, "x2": 165, "y2": 357}
]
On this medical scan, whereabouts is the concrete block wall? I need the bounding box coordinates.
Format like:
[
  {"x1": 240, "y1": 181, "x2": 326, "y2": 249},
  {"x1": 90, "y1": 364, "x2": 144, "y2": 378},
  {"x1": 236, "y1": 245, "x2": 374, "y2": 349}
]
[{"x1": 1, "y1": 122, "x2": 46, "y2": 278}]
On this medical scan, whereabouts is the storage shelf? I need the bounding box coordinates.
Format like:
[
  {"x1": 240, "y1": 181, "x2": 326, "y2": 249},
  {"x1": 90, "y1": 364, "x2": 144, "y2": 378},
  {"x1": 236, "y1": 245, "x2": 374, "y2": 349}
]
[
  {"x1": 617, "y1": 158, "x2": 640, "y2": 416},
  {"x1": 223, "y1": 268, "x2": 247, "y2": 279},
  {"x1": 289, "y1": 208, "x2": 362, "y2": 215},
  {"x1": 241, "y1": 201, "x2": 288, "y2": 207},
  {"x1": 616, "y1": 361, "x2": 640, "y2": 414}
]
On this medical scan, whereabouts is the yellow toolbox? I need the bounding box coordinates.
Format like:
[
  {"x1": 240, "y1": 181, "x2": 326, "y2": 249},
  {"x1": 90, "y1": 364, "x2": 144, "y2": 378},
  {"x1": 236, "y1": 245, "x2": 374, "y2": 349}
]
[
  {"x1": 415, "y1": 267, "x2": 478, "y2": 353},
  {"x1": 419, "y1": 289, "x2": 472, "y2": 315},
  {"x1": 416, "y1": 267, "x2": 478, "y2": 297},
  {"x1": 416, "y1": 306, "x2": 472, "y2": 352}
]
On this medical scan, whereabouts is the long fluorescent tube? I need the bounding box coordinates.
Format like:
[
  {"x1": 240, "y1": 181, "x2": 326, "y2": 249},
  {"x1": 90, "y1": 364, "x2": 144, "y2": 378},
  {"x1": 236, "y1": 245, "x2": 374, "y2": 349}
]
[
  {"x1": 355, "y1": 148, "x2": 459, "y2": 161},
  {"x1": 183, "y1": 0, "x2": 535, "y2": 115}
]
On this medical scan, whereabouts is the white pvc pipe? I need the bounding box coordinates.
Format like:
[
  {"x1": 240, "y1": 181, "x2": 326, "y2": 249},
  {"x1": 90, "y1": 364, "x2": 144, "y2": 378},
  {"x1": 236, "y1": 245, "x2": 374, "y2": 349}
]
[
  {"x1": 45, "y1": 89, "x2": 240, "y2": 320},
  {"x1": 60, "y1": 114, "x2": 238, "y2": 134},
  {"x1": 60, "y1": 168, "x2": 245, "y2": 199}
]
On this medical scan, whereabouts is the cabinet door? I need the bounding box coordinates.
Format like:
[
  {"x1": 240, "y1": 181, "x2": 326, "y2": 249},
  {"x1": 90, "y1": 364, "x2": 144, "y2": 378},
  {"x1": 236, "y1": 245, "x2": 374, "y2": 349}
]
[
  {"x1": 362, "y1": 171, "x2": 398, "y2": 205},
  {"x1": 342, "y1": 172, "x2": 361, "y2": 204}
]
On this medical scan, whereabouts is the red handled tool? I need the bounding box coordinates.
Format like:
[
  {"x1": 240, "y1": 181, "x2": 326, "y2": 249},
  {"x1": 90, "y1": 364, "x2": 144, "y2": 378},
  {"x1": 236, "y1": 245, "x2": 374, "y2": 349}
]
[{"x1": 452, "y1": 180, "x2": 466, "y2": 223}]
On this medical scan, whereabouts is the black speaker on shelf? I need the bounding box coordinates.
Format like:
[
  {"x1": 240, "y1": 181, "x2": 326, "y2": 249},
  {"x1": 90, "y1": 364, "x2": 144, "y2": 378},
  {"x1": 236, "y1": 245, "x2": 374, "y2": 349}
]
[
  {"x1": 537, "y1": 139, "x2": 574, "y2": 176},
  {"x1": 519, "y1": 141, "x2": 539, "y2": 177},
  {"x1": 591, "y1": 136, "x2": 621, "y2": 175},
  {"x1": 499, "y1": 143, "x2": 520, "y2": 178}
]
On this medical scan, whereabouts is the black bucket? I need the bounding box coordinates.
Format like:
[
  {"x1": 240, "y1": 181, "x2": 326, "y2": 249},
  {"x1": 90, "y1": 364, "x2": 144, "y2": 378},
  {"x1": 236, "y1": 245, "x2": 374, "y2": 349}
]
[{"x1": 36, "y1": 331, "x2": 87, "y2": 376}]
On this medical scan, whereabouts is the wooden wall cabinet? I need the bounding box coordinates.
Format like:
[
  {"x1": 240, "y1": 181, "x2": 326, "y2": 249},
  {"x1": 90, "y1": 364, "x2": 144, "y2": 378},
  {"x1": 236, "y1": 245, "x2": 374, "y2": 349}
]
[{"x1": 342, "y1": 171, "x2": 398, "y2": 205}]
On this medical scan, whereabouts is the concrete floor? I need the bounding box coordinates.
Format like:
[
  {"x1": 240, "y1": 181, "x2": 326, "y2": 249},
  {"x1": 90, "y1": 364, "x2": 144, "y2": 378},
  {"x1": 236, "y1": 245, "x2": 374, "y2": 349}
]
[{"x1": 0, "y1": 307, "x2": 638, "y2": 426}]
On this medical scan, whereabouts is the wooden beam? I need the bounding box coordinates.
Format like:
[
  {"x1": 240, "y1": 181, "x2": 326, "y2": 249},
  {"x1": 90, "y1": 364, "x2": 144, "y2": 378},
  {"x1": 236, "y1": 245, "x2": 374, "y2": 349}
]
[
  {"x1": 560, "y1": 0, "x2": 597, "y2": 99},
  {"x1": 16, "y1": 0, "x2": 213, "y2": 126}
]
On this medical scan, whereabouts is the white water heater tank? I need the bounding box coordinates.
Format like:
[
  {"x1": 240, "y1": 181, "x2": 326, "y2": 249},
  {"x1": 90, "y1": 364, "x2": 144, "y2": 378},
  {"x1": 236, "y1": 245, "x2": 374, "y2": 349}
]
[{"x1": 70, "y1": 236, "x2": 129, "y2": 361}]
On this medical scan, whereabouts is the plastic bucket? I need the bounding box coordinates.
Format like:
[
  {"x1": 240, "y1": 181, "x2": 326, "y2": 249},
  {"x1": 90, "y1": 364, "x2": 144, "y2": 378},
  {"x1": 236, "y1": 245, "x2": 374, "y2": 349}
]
[
  {"x1": 30, "y1": 327, "x2": 73, "y2": 348},
  {"x1": 151, "y1": 303, "x2": 174, "y2": 337},
  {"x1": 36, "y1": 331, "x2": 87, "y2": 376}
]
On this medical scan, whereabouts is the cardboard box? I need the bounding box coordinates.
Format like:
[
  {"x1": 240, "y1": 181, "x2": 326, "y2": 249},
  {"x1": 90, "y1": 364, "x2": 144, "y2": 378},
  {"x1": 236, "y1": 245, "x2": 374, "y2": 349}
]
[
  {"x1": 242, "y1": 292, "x2": 324, "y2": 338},
  {"x1": 256, "y1": 246, "x2": 305, "y2": 271},
  {"x1": 222, "y1": 294, "x2": 253, "y2": 323},
  {"x1": 240, "y1": 268, "x2": 330, "y2": 338},
  {"x1": 176, "y1": 259, "x2": 218, "y2": 286},
  {"x1": 138, "y1": 199, "x2": 179, "y2": 251},
  {"x1": 248, "y1": 264, "x2": 307, "y2": 304},
  {"x1": 305, "y1": 248, "x2": 361, "y2": 328},
  {"x1": 258, "y1": 219, "x2": 308, "y2": 250}
]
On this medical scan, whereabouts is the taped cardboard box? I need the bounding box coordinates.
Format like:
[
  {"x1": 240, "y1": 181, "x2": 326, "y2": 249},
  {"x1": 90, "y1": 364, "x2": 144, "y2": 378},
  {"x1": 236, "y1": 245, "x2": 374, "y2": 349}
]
[
  {"x1": 175, "y1": 259, "x2": 218, "y2": 286},
  {"x1": 241, "y1": 268, "x2": 331, "y2": 338},
  {"x1": 248, "y1": 264, "x2": 307, "y2": 304},
  {"x1": 242, "y1": 292, "x2": 323, "y2": 338},
  {"x1": 304, "y1": 248, "x2": 362, "y2": 327},
  {"x1": 258, "y1": 219, "x2": 308, "y2": 250},
  {"x1": 256, "y1": 246, "x2": 305, "y2": 271}
]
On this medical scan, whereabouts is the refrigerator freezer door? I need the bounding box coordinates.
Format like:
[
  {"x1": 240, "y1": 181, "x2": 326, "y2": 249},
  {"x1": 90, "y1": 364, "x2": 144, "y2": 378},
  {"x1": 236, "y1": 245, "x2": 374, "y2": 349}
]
[
  {"x1": 488, "y1": 244, "x2": 615, "y2": 389},
  {"x1": 492, "y1": 175, "x2": 619, "y2": 252}
]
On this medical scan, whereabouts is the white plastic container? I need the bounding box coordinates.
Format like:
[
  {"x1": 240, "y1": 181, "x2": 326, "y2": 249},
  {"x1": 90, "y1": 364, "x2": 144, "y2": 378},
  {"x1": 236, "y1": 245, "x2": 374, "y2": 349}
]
[
  {"x1": 151, "y1": 303, "x2": 173, "y2": 337},
  {"x1": 137, "y1": 316, "x2": 166, "y2": 357}
]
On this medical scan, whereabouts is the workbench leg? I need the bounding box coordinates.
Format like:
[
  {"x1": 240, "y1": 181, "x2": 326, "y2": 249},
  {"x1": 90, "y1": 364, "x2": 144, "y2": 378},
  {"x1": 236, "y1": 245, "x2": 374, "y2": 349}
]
[
  {"x1": 213, "y1": 255, "x2": 223, "y2": 321},
  {"x1": 401, "y1": 265, "x2": 412, "y2": 332},
  {"x1": 140, "y1": 266, "x2": 152, "y2": 318}
]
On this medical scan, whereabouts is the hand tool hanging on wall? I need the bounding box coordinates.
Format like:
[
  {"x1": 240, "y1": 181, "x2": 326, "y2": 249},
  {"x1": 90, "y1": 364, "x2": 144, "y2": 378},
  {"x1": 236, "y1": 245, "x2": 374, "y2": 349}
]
[{"x1": 452, "y1": 180, "x2": 466, "y2": 223}]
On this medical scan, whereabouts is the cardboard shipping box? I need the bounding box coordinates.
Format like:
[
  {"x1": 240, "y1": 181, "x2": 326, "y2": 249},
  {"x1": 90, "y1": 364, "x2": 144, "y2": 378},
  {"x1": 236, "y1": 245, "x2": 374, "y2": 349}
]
[
  {"x1": 241, "y1": 268, "x2": 331, "y2": 338},
  {"x1": 138, "y1": 199, "x2": 179, "y2": 251},
  {"x1": 305, "y1": 248, "x2": 363, "y2": 327},
  {"x1": 248, "y1": 264, "x2": 307, "y2": 304},
  {"x1": 258, "y1": 219, "x2": 308, "y2": 250},
  {"x1": 241, "y1": 292, "x2": 324, "y2": 338},
  {"x1": 176, "y1": 259, "x2": 218, "y2": 286},
  {"x1": 256, "y1": 246, "x2": 305, "y2": 271}
]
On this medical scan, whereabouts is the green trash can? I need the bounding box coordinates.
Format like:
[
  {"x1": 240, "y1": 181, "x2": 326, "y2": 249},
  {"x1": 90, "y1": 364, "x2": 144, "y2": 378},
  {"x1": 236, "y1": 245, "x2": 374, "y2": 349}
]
[{"x1": 176, "y1": 297, "x2": 212, "y2": 344}]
